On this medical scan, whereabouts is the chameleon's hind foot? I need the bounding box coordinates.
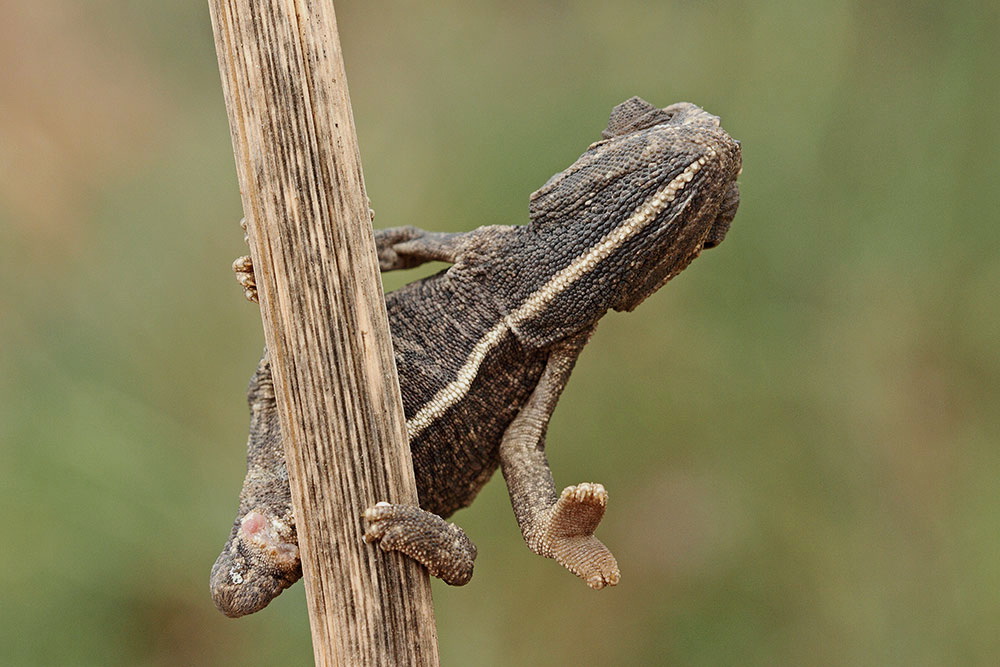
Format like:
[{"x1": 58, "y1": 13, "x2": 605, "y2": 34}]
[
  {"x1": 232, "y1": 254, "x2": 257, "y2": 303},
  {"x1": 364, "y1": 502, "x2": 477, "y2": 585},
  {"x1": 533, "y1": 483, "x2": 620, "y2": 589}
]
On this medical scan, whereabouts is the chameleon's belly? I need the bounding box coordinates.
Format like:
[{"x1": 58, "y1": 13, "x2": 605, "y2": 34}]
[
  {"x1": 387, "y1": 283, "x2": 548, "y2": 518},
  {"x1": 406, "y1": 333, "x2": 547, "y2": 518}
]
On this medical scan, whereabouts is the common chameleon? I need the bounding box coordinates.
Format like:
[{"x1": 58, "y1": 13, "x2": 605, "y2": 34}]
[{"x1": 211, "y1": 96, "x2": 742, "y2": 617}]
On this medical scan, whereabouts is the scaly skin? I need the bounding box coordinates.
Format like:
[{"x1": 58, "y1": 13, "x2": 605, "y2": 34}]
[{"x1": 211, "y1": 97, "x2": 742, "y2": 617}]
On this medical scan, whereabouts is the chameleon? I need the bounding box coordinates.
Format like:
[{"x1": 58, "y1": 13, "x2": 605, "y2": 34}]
[{"x1": 210, "y1": 96, "x2": 742, "y2": 617}]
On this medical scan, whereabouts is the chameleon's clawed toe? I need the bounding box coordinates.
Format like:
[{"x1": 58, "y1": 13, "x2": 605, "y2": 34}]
[
  {"x1": 361, "y1": 501, "x2": 396, "y2": 542},
  {"x1": 232, "y1": 254, "x2": 253, "y2": 274},
  {"x1": 550, "y1": 483, "x2": 609, "y2": 536},
  {"x1": 232, "y1": 254, "x2": 258, "y2": 303}
]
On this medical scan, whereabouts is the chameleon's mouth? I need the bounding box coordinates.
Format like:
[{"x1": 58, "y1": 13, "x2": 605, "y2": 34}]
[
  {"x1": 701, "y1": 180, "x2": 740, "y2": 250},
  {"x1": 701, "y1": 225, "x2": 728, "y2": 249},
  {"x1": 702, "y1": 214, "x2": 731, "y2": 249}
]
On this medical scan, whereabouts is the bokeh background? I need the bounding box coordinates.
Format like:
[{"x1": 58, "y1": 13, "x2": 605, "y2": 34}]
[{"x1": 2, "y1": 0, "x2": 998, "y2": 664}]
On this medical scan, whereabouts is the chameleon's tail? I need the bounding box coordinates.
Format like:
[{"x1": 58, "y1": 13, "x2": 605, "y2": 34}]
[
  {"x1": 210, "y1": 509, "x2": 301, "y2": 617},
  {"x1": 210, "y1": 354, "x2": 302, "y2": 617}
]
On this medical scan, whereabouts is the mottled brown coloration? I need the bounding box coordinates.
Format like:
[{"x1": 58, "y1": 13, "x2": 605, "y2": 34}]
[{"x1": 214, "y1": 97, "x2": 742, "y2": 620}]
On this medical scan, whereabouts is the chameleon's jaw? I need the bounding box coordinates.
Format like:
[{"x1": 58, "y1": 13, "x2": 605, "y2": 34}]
[
  {"x1": 615, "y1": 126, "x2": 741, "y2": 306},
  {"x1": 702, "y1": 181, "x2": 741, "y2": 250}
]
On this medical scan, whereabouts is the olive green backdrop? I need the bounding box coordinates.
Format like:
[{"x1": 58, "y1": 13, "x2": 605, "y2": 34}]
[{"x1": 2, "y1": 1, "x2": 998, "y2": 664}]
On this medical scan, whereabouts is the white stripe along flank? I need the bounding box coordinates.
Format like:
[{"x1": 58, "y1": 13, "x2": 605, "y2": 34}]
[{"x1": 405, "y1": 154, "x2": 711, "y2": 441}]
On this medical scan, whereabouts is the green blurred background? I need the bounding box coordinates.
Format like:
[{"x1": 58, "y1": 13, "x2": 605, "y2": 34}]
[{"x1": 2, "y1": 0, "x2": 998, "y2": 664}]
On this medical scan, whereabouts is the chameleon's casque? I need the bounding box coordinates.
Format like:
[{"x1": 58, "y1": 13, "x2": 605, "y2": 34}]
[{"x1": 211, "y1": 97, "x2": 742, "y2": 617}]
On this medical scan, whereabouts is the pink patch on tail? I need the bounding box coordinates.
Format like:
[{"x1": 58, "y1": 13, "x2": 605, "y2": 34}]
[{"x1": 241, "y1": 511, "x2": 268, "y2": 536}]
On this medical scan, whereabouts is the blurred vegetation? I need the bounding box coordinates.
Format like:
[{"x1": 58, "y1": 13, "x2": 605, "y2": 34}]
[{"x1": 2, "y1": 0, "x2": 998, "y2": 664}]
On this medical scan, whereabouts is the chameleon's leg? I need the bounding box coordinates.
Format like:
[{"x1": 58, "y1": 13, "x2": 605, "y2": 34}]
[
  {"x1": 210, "y1": 355, "x2": 302, "y2": 617},
  {"x1": 375, "y1": 224, "x2": 522, "y2": 271},
  {"x1": 231, "y1": 224, "x2": 473, "y2": 302},
  {"x1": 373, "y1": 226, "x2": 469, "y2": 271},
  {"x1": 363, "y1": 503, "x2": 477, "y2": 585},
  {"x1": 499, "y1": 328, "x2": 621, "y2": 589}
]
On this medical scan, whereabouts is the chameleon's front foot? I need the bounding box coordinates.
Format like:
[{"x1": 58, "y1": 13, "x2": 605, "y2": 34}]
[
  {"x1": 364, "y1": 503, "x2": 477, "y2": 585},
  {"x1": 529, "y1": 483, "x2": 620, "y2": 589},
  {"x1": 232, "y1": 254, "x2": 257, "y2": 303}
]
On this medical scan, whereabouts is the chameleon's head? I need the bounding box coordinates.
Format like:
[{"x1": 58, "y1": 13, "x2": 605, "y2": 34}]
[{"x1": 528, "y1": 97, "x2": 742, "y2": 314}]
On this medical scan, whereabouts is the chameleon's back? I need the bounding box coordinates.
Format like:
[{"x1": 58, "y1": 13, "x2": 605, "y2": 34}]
[{"x1": 385, "y1": 266, "x2": 549, "y2": 517}]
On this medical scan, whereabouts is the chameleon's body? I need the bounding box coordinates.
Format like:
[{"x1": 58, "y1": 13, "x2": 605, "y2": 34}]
[{"x1": 211, "y1": 97, "x2": 742, "y2": 617}]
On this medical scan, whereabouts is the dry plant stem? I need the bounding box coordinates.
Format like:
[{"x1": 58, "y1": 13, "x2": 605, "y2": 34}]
[{"x1": 207, "y1": 1, "x2": 439, "y2": 664}]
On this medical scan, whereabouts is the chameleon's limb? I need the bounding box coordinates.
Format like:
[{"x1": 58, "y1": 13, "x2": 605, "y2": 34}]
[
  {"x1": 232, "y1": 225, "x2": 472, "y2": 303},
  {"x1": 373, "y1": 226, "x2": 471, "y2": 271},
  {"x1": 210, "y1": 355, "x2": 302, "y2": 617},
  {"x1": 499, "y1": 327, "x2": 621, "y2": 589},
  {"x1": 363, "y1": 503, "x2": 477, "y2": 585}
]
